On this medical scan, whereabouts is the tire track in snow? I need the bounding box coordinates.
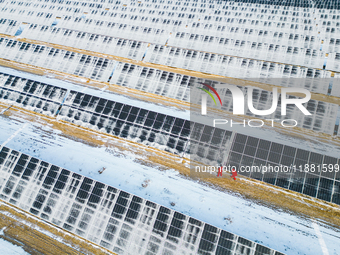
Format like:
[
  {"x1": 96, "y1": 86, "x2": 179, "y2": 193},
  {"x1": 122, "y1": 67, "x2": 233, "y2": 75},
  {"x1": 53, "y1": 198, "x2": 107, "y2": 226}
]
[
  {"x1": 312, "y1": 219, "x2": 330, "y2": 255},
  {"x1": 1, "y1": 123, "x2": 28, "y2": 147}
]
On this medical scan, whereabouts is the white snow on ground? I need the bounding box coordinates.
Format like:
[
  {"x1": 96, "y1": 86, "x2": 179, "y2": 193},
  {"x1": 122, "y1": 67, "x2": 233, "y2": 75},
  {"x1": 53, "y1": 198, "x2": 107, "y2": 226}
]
[
  {"x1": 0, "y1": 114, "x2": 339, "y2": 255},
  {"x1": 0, "y1": 237, "x2": 29, "y2": 255}
]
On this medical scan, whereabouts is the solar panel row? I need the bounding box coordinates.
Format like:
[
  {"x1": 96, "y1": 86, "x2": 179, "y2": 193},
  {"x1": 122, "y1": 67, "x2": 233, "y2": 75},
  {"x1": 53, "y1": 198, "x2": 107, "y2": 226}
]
[
  {"x1": 0, "y1": 72, "x2": 67, "y2": 116},
  {"x1": 14, "y1": 20, "x2": 340, "y2": 71},
  {"x1": 2, "y1": 0, "x2": 339, "y2": 34},
  {"x1": 0, "y1": 146, "x2": 284, "y2": 255},
  {"x1": 2, "y1": 28, "x2": 340, "y2": 95},
  {"x1": 59, "y1": 90, "x2": 192, "y2": 156},
  {"x1": 2, "y1": 18, "x2": 338, "y2": 66},
  {"x1": 0, "y1": 35, "x2": 338, "y2": 87},
  {"x1": 229, "y1": 0, "x2": 340, "y2": 9}
]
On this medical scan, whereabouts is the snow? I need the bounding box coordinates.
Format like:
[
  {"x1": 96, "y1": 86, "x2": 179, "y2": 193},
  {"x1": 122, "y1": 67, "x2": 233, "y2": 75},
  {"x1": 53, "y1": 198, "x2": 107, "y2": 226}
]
[
  {"x1": 0, "y1": 237, "x2": 29, "y2": 255},
  {"x1": 0, "y1": 227, "x2": 6, "y2": 235}
]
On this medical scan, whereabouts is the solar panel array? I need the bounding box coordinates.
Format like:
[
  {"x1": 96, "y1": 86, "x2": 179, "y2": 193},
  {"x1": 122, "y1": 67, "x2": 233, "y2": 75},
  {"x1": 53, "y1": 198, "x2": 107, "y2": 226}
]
[
  {"x1": 1, "y1": 0, "x2": 340, "y2": 73},
  {"x1": 0, "y1": 71, "x2": 230, "y2": 164},
  {"x1": 0, "y1": 34, "x2": 338, "y2": 85},
  {"x1": 0, "y1": 0, "x2": 340, "y2": 252},
  {"x1": 0, "y1": 70, "x2": 339, "y2": 205},
  {"x1": 0, "y1": 36, "x2": 339, "y2": 136},
  {"x1": 226, "y1": 133, "x2": 340, "y2": 205},
  {"x1": 0, "y1": 36, "x2": 336, "y2": 99},
  {"x1": 0, "y1": 146, "x2": 284, "y2": 255},
  {"x1": 4, "y1": 23, "x2": 336, "y2": 80},
  {"x1": 224, "y1": 0, "x2": 340, "y2": 9}
]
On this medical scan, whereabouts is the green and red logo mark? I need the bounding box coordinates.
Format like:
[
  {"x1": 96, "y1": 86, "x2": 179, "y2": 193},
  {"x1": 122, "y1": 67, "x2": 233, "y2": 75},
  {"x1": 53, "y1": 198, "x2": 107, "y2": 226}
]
[{"x1": 198, "y1": 83, "x2": 222, "y2": 107}]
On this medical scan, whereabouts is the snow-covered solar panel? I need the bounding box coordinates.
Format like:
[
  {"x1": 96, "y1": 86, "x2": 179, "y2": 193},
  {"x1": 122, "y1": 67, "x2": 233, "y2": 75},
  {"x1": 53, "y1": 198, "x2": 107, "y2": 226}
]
[
  {"x1": 189, "y1": 122, "x2": 234, "y2": 165},
  {"x1": 19, "y1": 25, "x2": 149, "y2": 61},
  {"x1": 143, "y1": 45, "x2": 335, "y2": 80},
  {"x1": 0, "y1": 37, "x2": 117, "y2": 82},
  {"x1": 1, "y1": 0, "x2": 339, "y2": 70},
  {"x1": 0, "y1": 35, "x2": 336, "y2": 96},
  {"x1": 0, "y1": 32, "x2": 337, "y2": 82},
  {"x1": 168, "y1": 31, "x2": 337, "y2": 60},
  {"x1": 18, "y1": 21, "x2": 334, "y2": 72},
  {"x1": 7, "y1": 71, "x2": 338, "y2": 138},
  {"x1": 0, "y1": 146, "x2": 284, "y2": 255},
  {"x1": 0, "y1": 18, "x2": 20, "y2": 35},
  {"x1": 108, "y1": 63, "x2": 190, "y2": 101},
  {"x1": 0, "y1": 72, "x2": 67, "y2": 116},
  {"x1": 224, "y1": 0, "x2": 339, "y2": 9},
  {"x1": 0, "y1": 35, "x2": 338, "y2": 109},
  {"x1": 58, "y1": 90, "x2": 192, "y2": 156},
  {"x1": 1, "y1": 39, "x2": 325, "y2": 137},
  {"x1": 0, "y1": 0, "x2": 339, "y2": 253},
  {"x1": 59, "y1": 19, "x2": 169, "y2": 45}
]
